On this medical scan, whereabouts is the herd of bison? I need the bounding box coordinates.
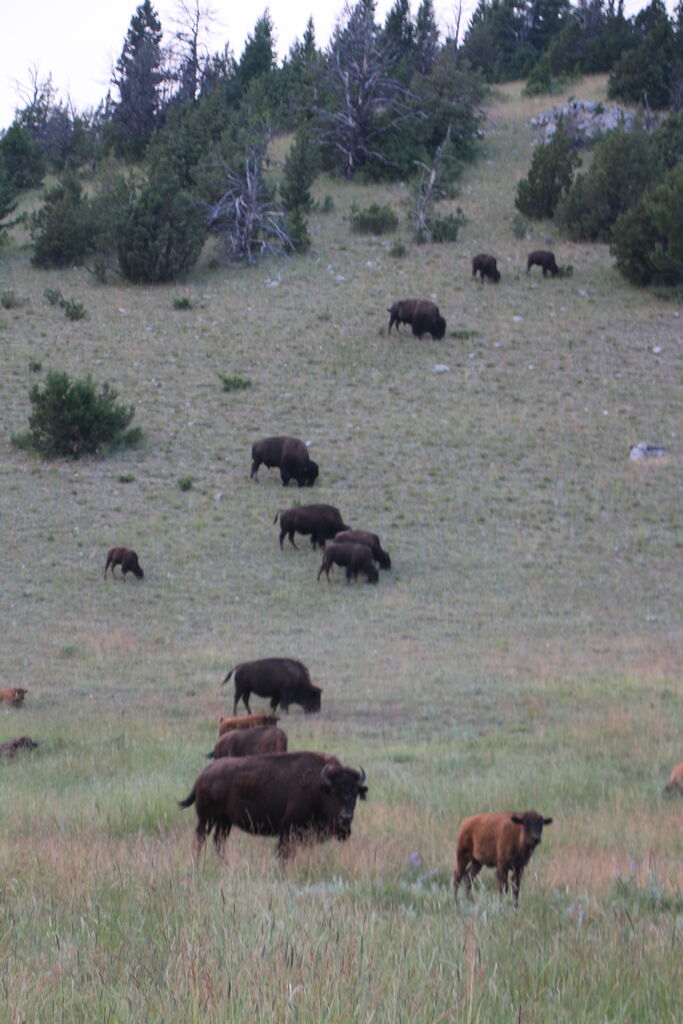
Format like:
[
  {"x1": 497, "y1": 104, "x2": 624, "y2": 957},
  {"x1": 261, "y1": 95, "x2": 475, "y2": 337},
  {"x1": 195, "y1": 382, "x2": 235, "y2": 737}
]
[{"x1": 4, "y1": 267, "x2": 681, "y2": 907}]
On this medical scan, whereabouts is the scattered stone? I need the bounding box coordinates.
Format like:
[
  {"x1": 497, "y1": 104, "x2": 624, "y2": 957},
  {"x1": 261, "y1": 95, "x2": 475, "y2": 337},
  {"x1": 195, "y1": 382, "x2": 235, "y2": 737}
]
[
  {"x1": 531, "y1": 99, "x2": 638, "y2": 146},
  {"x1": 629, "y1": 442, "x2": 668, "y2": 460},
  {"x1": 432, "y1": 364, "x2": 449, "y2": 373}
]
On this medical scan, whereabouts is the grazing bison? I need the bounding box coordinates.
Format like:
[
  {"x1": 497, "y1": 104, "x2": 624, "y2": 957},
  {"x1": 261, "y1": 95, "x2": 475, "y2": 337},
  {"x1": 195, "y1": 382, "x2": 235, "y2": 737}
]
[
  {"x1": 251, "y1": 435, "x2": 319, "y2": 487},
  {"x1": 454, "y1": 810, "x2": 553, "y2": 907},
  {"x1": 209, "y1": 724, "x2": 288, "y2": 760},
  {"x1": 663, "y1": 759, "x2": 683, "y2": 795},
  {"x1": 0, "y1": 736, "x2": 38, "y2": 757},
  {"x1": 104, "y1": 547, "x2": 144, "y2": 580},
  {"x1": 274, "y1": 504, "x2": 349, "y2": 550},
  {"x1": 179, "y1": 751, "x2": 367, "y2": 859},
  {"x1": 387, "y1": 299, "x2": 446, "y2": 340},
  {"x1": 317, "y1": 541, "x2": 379, "y2": 584},
  {"x1": 526, "y1": 250, "x2": 559, "y2": 277},
  {"x1": 217, "y1": 713, "x2": 280, "y2": 737},
  {"x1": 334, "y1": 529, "x2": 391, "y2": 570},
  {"x1": 472, "y1": 253, "x2": 501, "y2": 283},
  {"x1": 0, "y1": 688, "x2": 27, "y2": 708},
  {"x1": 223, "y1": 657, "x2": 322, "y2": 715}
]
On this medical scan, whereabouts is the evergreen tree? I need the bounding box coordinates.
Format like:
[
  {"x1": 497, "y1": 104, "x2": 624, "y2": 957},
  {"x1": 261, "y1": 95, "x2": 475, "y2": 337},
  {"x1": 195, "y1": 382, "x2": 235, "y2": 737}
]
[
  {"x1": 515, "y1": 115, "x2": 580, "y2": 219},
  {"x1": 0, "y1": 121, "x2": 46, "y2": 190},
  {"x1": 236, "y1": 11, "x2": 276, "y2": 95},
  {"x1": 414, "y1": 0, "x2": 440, "y2": 74},
  {"x1": 109, "y1": 0, "x2": 166, "y2": 158}
]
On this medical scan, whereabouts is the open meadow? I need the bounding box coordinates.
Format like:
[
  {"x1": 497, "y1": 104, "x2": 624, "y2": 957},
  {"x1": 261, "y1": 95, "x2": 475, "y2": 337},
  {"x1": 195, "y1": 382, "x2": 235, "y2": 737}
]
[{"x1": 0, "y1": 76, "x2": 681, "y2": 1021}]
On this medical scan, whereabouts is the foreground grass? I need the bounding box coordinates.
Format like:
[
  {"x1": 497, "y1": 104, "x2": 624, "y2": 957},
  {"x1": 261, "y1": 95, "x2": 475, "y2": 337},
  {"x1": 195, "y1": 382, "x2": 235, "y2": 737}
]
[{"x1": 1, "y1": 75, "x2": 682, "y2": 1020}]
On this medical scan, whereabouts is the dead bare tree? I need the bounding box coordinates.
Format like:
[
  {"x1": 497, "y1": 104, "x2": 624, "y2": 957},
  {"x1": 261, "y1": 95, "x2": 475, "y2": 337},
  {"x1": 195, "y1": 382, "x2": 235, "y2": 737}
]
[
  {"x1": 206, "y1": 144, "x2": 293, "y2": 263},
  {"x1": 412, "y1": 124, "x2": 451, "y2": 243},
  {"x1": 169, "y1": 0, "x2": 218, "y2": 102}
]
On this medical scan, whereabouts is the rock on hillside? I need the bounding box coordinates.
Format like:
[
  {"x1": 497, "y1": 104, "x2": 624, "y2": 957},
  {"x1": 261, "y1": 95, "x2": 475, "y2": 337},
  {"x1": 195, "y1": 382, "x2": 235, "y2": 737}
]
[{"x1": 531, "y1": 99, "x2": 638, "y2": 145}]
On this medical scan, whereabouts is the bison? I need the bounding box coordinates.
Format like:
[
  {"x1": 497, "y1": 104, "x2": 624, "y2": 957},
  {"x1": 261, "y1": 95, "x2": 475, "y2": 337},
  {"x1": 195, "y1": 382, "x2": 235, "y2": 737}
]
[
  {"x1": 0, "y1": 687, "x2": 27, "y2": 707},
  {"x1": 217, "y1": 713, "x2": 280, "y2": 737},
  {"x1": 222, "y1": 657, "x2": 322, "y2": 716},
  {"x1": 526, "y1": 250, "x2": 559, "y2": 277},
  {"x1": 334, "y1": 529, "x2": 391, "y2": 570},
  {"x1": 663, "y1": 759, "x2": 683, "y2": 795},
  {"x1": 472, "y1": 253, "x2": 501, "y2": 283},
  {"x1": 104, "y1": 547, "x2": 144, "y2": 580},
  {"x1": 317, "y1": 541, "x2": 379, "y2": 584},
  {"x1": 274, "y1": 504, "x2": 349, "y2": 550},
  {"x1": 387, "y1": 299, "x2": 446, "y2": 340},
  {"x1": 209, "y1": 724, "x2": 288, "y2": 760},
  {"x1": 453, "y1": 810, "x2": 553, "y2": 907},
  {"x1": 179, "y1": 750, "x2": 367, "y2": 859},
  {"x1": 0, "y1": 736, "x2": 38, "y2": 757},
  {"x1": 251, "y1": 435, "x2": 319, "y2": 488}
]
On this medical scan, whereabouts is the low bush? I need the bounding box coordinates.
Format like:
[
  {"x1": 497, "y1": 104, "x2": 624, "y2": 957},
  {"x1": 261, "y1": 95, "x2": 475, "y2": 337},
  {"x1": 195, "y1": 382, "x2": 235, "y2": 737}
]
[{"x1": 350, "y1": 203, "x2": 398, "y2": 235}]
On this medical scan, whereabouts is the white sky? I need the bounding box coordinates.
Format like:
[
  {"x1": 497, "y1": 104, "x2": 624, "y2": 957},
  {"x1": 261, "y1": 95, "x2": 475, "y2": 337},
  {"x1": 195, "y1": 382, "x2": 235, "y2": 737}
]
[{"x1": 0, "y1": 0, "x2": 660, "y2": 131}]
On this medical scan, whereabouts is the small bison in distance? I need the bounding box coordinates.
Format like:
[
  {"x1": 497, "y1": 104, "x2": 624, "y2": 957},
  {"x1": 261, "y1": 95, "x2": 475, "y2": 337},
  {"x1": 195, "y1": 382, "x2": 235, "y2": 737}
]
[
  {"x1": 472, "y1": 253, "x2": 501, "y2": 283},
  {"x1": 104, "y1": 547, "x2": 144, "y2": 580},
  {"x1": 274, "y1": 504, "x2": 349, "y2": 550},
  {"x1": 217, "y1": 713, "x2": 279, "y2": 737},
  {"x1": 526, "y1": 250, "x2": 559, "y2": 277},
  {"x1": 179, "y1": 751, "x2": 367, "y2": 859},
  {"x1": 454, "y1": 810, "x2": 553, "y2": 907},
  {"x1": 663, "y1": 759, "x2": 683, "y2": 795},
  {"x1": 0, "y1": 687, "x2": 27, "y2": 707},
  {"x1": 223, "y1": 657, "x2": 322, "y2": 715},
  {"x1": 251, "y1": 435, "x2": 319, "y2": 488},
  {"x1": 318, "y1": 541, "x2": 379, "y2": 584},
  {"x1": 209, "y1": 724, "x2": 288, "y2": 760},
  {"x1": 388, "y1": 299, "x2": 446, "y2": 340},
  {"x1": 334, "y1": 529, "x2": 391, "y2": 570},
  {"x1": 0, "y1": 736, "x2": 38, "y2": 757}
]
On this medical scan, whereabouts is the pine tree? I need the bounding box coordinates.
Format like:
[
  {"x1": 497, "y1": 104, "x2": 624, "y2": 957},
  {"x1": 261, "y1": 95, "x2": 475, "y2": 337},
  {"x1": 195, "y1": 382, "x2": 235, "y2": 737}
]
[{"x1": 109, "y1": 0, "x2": 166, "y2": 158}]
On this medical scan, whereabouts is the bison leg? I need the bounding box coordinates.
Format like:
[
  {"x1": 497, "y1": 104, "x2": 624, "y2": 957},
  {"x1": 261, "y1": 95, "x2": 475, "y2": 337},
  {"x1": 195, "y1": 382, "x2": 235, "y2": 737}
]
[
  {"x1": 280, "y1": 469, "x2": 291, "y2": 486},
  {"x1": 455, "y1": 858, "x2": 482, "y2": 900},
  {"x1": 193, "y1": 820, "x2": 209, "y2": 859},
  {"x1": 496, "y1": 864, "x2": 510, "y2": 897},
  {"x1": 213, "y1": 820, "x2": 232, "y2": 858},
  {"x1": 250, "y1": 458, "x2": 261, "y2": 480},
  {"x1": 510, "y1": 867, "x2": 524, "y2": 907}
]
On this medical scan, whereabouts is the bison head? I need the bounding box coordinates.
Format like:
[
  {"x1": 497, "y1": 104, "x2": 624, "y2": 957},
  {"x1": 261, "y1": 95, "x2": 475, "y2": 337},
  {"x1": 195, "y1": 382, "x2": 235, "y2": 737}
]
[
  {"x1": 320, "y1": 762, "x2": 367, "y2": 840},
  {"x1": 299, "y1": 459, "x2": 319, "y2": 486},
  {"x1": 303, "y1": 685, "x2": 322, "y2": 713},
  {"x1": 432, "y1": 315, "x2": 447, "y2": 340},
  {"x1": 510, "y1": 811, "x2": 553, "y2": 848}
]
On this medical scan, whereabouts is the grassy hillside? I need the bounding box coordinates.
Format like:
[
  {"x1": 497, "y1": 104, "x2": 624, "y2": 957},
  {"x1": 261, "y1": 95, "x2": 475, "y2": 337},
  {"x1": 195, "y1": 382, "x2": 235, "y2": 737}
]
[{"x1": 0, "y1": 76, "x2": 681, "y2": 1022}]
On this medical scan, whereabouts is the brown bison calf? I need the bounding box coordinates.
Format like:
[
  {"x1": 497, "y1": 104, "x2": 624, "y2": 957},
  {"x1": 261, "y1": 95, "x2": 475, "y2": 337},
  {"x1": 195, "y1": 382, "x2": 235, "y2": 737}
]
[
  {"x1": 387, "y1": 299, "x2": 446, "y2": 340},
  {"x1": 318, "y1": 541, "x2": 379, "y2": 584},
  {"x1": 663, "y1": 759, "x2": 683, "y2": 795},
  {"x1": 334, "y1": 529, "x2": 391, "y2": 570},
  {"x1": 209, "y1": 724, "x2": 288, "y2": 759},
  {"x1": 453, "y1": 810, "x2": 553, "y2": 907},
  {"x1": 104, "y1": 547, "x2": 144, "y2": 580},
  {"x1": 251, "y1": 435, "x2": 319, "y2": 487},
  {"x1": 526, "y1": 250, "x2": 559, "y2": 277},
  {"x1": 0, "y1": 687, "x2": 27, "y2": 707},
  {"x1": 274, "y1": 503, "x2": 349, "y2": 550},
  {"x1": 217, "y1": 713, "x2": 280, "y2": 737},
  {"x1": 472, "y1": 253, "x2": 501, "y2": 283}
]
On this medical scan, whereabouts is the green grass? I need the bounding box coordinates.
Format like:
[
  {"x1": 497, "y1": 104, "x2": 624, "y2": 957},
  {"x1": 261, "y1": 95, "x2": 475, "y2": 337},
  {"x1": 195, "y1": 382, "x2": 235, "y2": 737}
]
[{"x1": 0, "y1": 75, "x2": 681, "y2": 1021}]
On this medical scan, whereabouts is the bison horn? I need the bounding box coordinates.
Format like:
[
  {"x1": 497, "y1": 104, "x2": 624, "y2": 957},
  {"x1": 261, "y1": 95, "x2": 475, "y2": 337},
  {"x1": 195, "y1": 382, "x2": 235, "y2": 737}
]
[{"x1": 358, "y1": 767, "x2": 366, "y2": 785}]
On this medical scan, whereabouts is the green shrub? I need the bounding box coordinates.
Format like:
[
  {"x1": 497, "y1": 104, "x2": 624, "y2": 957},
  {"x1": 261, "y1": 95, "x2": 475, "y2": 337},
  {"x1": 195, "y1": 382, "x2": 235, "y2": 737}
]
[
  {"x1": 350, "y1": 203, "x2": 398, "y2": 235},
  {"x1": 611, "y1": 162, "x2": 683, "y2": 286},
  {"x1": 425, "y1": 210, "x2": 465, "y2": 243},
  {"x1": 61, "y1": 298, "x2": 87, "y2": 321},
  {"x1": 177, "y1": 476, "x2": 194, "y2": 491},
  {"x1": 285, "y1": 205, "x2": 311, "y2": 253},
  {"x1": 13, "y1": 370, "x2": 142, "y2": 459},
  {"x1": 218, "y1": 372, "x2": 252, "y2": 392},
  {"x1": 317, "y1": 196, "x2": 334, "y2": 214},
  {"x1": 389, "y1": 240, "x2": 407, "y2": 258},
  {"x1": 28, "y1": 359, "x2": 42, "y2": 373},
  {"x1": 0, "y1": 289, "x2": 17, "y2": 308},
  {"x1": 43, "y1": 288, "x2": 63, "y2": 306},
  {"x1": 515, "y1": 116, "x2": 580, "y2": 220},
  {"x1": 30, "y1": 174, "x2": 93, "y2": 268},
  {"x1": 172, "y1": 296, "x2": 193, "y2": 310}
]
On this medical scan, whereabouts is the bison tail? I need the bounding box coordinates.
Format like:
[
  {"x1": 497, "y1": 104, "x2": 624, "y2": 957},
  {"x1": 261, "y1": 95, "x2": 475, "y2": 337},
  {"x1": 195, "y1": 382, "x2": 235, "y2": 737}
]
[
  {"x1": 178, "y1": 788, "x2": 196, "y2": 808},
  {"x1": 221, "y1": 669, "x2": 234, "y2": 686}
]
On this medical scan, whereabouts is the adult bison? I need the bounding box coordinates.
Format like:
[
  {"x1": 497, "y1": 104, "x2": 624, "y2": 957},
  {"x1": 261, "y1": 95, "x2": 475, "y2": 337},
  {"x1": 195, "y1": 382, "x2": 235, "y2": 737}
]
[
  {"x1": 317, "y1": 541, "x2": 379, "y2": 584},
  {"x1": 217, "y1": 713, "x2": 279, "y2": 737},
  {"x1": 104, "y1": 547, "x2": 144, "y2": 580},
  {"x1": 387, "y1": 299, "x2": 446, "y2": 340},
  {"x1": 472, "y1": 253, "x2": 501, "y2": 283},
  {"x1": 274, "y1": 504, "x2": 349, "y2": 550},
  {"x1": 334, "y1": 529, "x2": 391, "y2": 570},
  {"x1": 453, "y1": 810, "x2": 553, "y2": 907},
  {"x1": 222, "y1": 657, "x2": 322, "y2": 715},
  {"x1": 251, "y1": 435, "x2": 319, "y2": 487},
  {"x1": 526, "y1": 250, "x2": 559, "y2": 277},
  {"x1": 209, "y1": 724, "x2": 288, "y2": 759},
  {"x1": 179, "y1": 751, "x2": 367, "y2": 859}
]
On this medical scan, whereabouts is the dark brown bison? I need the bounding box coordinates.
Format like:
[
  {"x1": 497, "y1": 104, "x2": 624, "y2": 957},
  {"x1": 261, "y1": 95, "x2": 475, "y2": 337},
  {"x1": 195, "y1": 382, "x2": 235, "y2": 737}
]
[
  {"x1": 179, "y1": 751, "x2": 367, "y2": 859},
  {"x1": 0, "y1": 688, "x2": 27, "y2": 707},
  {"x1": 387, "y1": 299, "x2": 446, "y2": 340},
  {"x1": 104, "y1": 547, "x2": 144, "y2": 580},
  {"x1": 334, "y1": 529, "x2": 391, "y2": 570},
  {"x1": 317, "y1": 541, "x2": 379, "y2": 584},
  {"x1": 472, "y1": 253, "x2": 501, "y2": 283},
  {"x1": 251, "y1": 435, "x2": 319, "y2": 487},
  {"x1": 0, "y1": 736, "x2": 38, "y2": 757},
  {"x1": 209, "y1": 724, "x2": 288, "y2": 759},
  {"x1": 663, "y1": 759, "x2": 683, "y2": 795},
  {"x1": 526, "y1": 250, "x2": 559, "y2": 277},
  {"x1": 222, "y1": 657, "x2": 322, "y2": 715},
  {"x1": 454, "y1": 810, "x2": 553, "y2": 907},
  {"x1": 274, "y1": 504, "x2": 349, "y2": 550},
  {"x1": 217, "y1": 713, "x2": 280, "y2": 737}
]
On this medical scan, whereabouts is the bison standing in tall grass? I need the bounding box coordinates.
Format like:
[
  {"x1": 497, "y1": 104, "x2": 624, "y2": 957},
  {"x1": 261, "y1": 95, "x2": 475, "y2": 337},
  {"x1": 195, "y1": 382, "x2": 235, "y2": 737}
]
[
  {"x1": 223, "y1": 657, "x2": 322, "y2": 715},
  {"x1": 472, "y1": 253, "x2": 501, "y2": 283},
  {"x1": 526, "y1": 250, "x2": 559, "y2": 277},
  {"x1": 104, "y1": 547, "x2": 144, "y2": 580},
  {"x1": 387, "y1": 299, "x2": 446, "y2": 340},
  {"x1": 453, "y1": 810, "x2": 553, "y2": 906}
]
